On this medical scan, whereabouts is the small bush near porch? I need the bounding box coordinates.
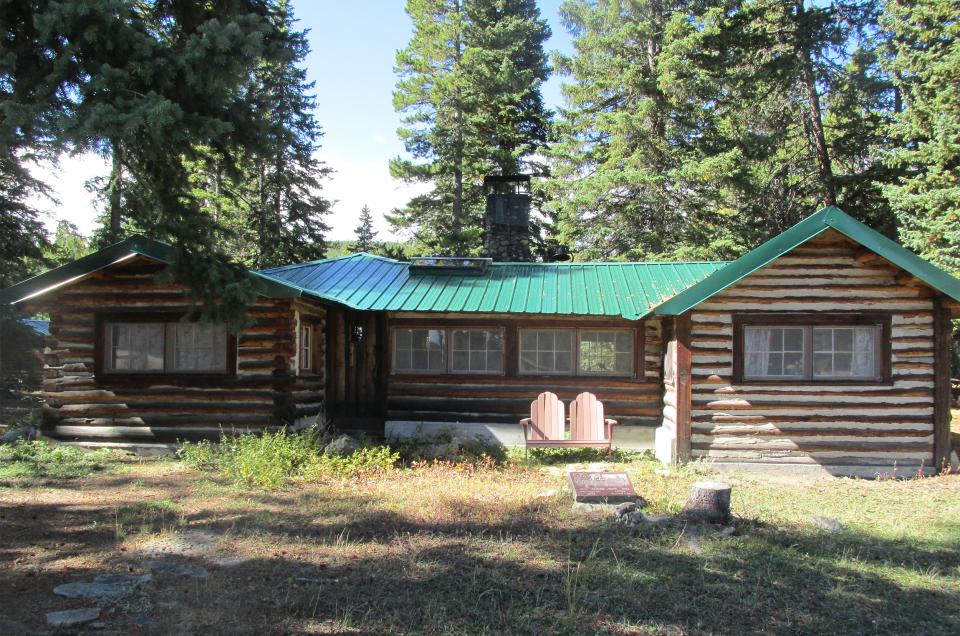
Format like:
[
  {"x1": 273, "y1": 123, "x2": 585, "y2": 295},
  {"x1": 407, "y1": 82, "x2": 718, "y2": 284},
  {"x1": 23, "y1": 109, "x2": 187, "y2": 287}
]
[{"x1": 0, "y1": 441, "x2": 958, "y2": 635}]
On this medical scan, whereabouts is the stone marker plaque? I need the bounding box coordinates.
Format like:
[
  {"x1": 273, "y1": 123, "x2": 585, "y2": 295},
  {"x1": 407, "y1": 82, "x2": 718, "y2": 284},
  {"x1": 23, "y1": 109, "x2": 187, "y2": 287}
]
[{"x1": 568, "y1": 471, "x2": 638, "y2": 503}]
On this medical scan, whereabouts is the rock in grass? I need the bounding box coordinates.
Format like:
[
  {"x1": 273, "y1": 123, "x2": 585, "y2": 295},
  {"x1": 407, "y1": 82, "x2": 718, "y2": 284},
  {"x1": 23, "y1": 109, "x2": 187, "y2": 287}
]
[
  {"x1": 53, "y1": 573, "x2": 151, "y2": 599},
  {"x1": 323, "y1": 434, "x2": 360, "y2": 457},
  {"x1": 46, "y1": 607, "x2": 101, "y2": 627},
  {"x1": 810, "y1": 515, "x2": 843, "y2": 533},
  {"x1": 1, "y1": 426, "x2": 37, "y2": 444}
]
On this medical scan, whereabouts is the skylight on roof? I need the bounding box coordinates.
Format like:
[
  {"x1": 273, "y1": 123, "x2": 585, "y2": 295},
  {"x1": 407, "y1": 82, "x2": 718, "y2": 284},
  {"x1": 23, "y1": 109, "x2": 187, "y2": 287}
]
[{"x1": 409, "y1": 257, "x2": 492, "y2": 275}]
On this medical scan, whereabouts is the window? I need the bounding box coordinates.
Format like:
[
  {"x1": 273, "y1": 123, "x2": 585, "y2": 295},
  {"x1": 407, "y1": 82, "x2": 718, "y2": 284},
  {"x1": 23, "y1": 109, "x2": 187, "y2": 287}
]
[
  {"x1": 393, "y1": 328, "x2": 445, "y2": 373},
  {"x1": 743, "y1": 326, "x2": 805, "y2": 379},
  {"x1": 299, "y1": 324, "x2": 313, "y2": 372},
  {"x1": 813, "y1": 326, "x2": 878, "y2": 379},
  {"x1": 390, "y1": 325, "x2": 639, "y2": 377},
  {"x1": 108, "y1": 323, "x2": 165, "y2": 371},
  {"x1": 519, "y1": 329, "x2": 573, "y2": 375},
  {"x1": 579, "y1": 330, "x2": 634, "y2": 376},
  {"x1": 737, "y1": 315, "x2": 886, "y2": 382},
  {"x1": 103, "y1": 320, "x2": 229, "y2": 374},
  {"x1": 451, "y1": 329, "x2": 503, "y2": 374}
]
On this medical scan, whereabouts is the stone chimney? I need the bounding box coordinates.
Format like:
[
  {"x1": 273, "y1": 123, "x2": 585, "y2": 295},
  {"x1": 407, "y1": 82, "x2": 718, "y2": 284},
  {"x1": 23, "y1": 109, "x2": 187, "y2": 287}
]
[{"x1": 483, "y1": 175, "x2": 532, "y2": 262}]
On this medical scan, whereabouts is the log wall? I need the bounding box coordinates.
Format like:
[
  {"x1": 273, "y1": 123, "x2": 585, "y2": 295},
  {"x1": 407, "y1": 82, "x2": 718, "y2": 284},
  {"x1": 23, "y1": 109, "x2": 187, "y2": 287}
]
[
  {"x1": 29, "y1": 257, "x2": 326, "y2": 444},
  {"x1": 688, "y1": 230, "x2": 938, "y2": 475},
  {"x1": 384, "y1": 315, "x2": 663, "y2": 431}
]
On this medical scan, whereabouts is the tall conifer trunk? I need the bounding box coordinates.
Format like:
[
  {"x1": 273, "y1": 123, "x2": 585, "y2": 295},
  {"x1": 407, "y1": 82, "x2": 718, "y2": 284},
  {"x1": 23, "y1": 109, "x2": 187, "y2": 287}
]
[
  {"x1": 795, "y1": 0, "x2": 836, "y2": 206},
  {"x1": 107, "y1": 139, "x2": 123, "y2": 243}
]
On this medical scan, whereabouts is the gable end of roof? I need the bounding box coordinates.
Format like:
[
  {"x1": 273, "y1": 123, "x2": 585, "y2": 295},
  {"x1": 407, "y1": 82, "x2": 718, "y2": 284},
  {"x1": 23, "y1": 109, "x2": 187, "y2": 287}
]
[{"x1": 651, "y1": 206, "x2": 960, "y2": 316}]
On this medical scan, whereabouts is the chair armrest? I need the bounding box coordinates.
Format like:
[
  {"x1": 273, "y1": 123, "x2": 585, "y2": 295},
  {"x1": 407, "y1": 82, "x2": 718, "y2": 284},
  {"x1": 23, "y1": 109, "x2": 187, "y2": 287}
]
[
  {"x1": 605, "y1": 419, "x2": 618, "y2": 438},
  {"x1": 520, "y1": 418, "x2": 532, "y2": 426}
]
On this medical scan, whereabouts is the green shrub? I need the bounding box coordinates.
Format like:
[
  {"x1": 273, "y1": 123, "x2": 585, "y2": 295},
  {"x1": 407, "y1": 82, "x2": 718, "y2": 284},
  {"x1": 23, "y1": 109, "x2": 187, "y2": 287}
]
[
  {"x1": 176, "y1": 438, "x2": 221, "y2": 471},
  {"x1": 219, "y1": 428, "x2": 322, "y2": 489},
  {"x1": 304, "y1": 446, "x2": 399, "y2": 480},
  {"x1": 0, "y1": 440, "x2": 118, "y2": 479},
  {"x1": 178, "y1": 429, "x2": 398, "y2": 488}
]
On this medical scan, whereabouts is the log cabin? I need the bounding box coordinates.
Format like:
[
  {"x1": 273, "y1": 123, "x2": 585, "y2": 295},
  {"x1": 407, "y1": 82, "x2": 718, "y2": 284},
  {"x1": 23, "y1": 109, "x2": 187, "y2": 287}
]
[{"x1": 1, "y1": 198, "x2": 958, "y2": 476}]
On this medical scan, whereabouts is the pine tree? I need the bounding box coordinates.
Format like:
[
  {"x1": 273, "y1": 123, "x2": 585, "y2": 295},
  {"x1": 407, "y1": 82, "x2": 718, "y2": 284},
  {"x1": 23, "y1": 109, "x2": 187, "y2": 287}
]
[
  {"x1": 46, "y1": 220, "x2": 91, "y2": 266},
  {"x1": 881, "y1": 0, "x2": 960, "y2": 274},
  {"x1": 548, "y1": 0, "x2": 897, "y2": 261},
  {"x1": 1, "y1": 1, "x2": 311, "y2": 326},
  {"x1": 353, "y1": 205, "x2": 378, "y2": 253},
  {"x1": 390, "y1": 0, "x2": 551, "y2": 255}
]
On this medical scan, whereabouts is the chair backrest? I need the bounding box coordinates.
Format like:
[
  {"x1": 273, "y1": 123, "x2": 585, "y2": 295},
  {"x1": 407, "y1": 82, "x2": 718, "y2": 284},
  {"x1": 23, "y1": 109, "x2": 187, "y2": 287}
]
[
  {"x1": 527, "y1": 392, "x2": 565, "y2": 441},
  {"x1": 570, "y1": 392, "x2": 607, "y2": 441}
]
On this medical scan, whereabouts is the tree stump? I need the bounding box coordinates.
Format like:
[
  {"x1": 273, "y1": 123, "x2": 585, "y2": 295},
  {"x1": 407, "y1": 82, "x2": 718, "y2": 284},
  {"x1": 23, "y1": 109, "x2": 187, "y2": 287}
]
[{"x1": 680, "y1": 481, "x2": 731, "y2": 524}]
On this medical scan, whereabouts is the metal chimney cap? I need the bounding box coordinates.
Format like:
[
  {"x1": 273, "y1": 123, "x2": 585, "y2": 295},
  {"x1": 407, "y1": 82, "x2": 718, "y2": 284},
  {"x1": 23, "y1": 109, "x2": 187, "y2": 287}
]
[{"x1": 552, "y1": 246, "x2": 572, "y2": 262}]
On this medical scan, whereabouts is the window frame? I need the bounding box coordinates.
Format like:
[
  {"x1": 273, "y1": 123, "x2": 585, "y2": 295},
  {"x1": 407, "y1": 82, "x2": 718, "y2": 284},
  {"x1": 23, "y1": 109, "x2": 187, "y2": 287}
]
[
  {"x1": 298, "y1": 321, "x2": 316, "y2": 374},
  {"x1": 577, "y1": 329, "x2": 636, "y2": 377},
  {"x1": 733, "y1": 313, "x2": 891, "y2": 385},
  {"x1": 449, "y1": 327, "x2": 506, "y2": 375},
  {"x1": 391, "y1": 327, "x2": 448, "y2": 375},
  {"x1": 518, "y1": 327, "x2": 575, "y2": 376},
  {"x1": 95, "y1": 312, "x2": 236, "y2": 380},
  {"x1": 389, "y1": 321, "x2": 644, "y2": 380}
]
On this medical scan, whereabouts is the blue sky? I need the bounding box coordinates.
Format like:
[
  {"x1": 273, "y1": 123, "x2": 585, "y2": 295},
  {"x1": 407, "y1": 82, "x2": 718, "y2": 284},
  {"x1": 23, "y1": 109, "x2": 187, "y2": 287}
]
[{"x1": 43, "y1": 0, "x2": 575, "y2": 242}]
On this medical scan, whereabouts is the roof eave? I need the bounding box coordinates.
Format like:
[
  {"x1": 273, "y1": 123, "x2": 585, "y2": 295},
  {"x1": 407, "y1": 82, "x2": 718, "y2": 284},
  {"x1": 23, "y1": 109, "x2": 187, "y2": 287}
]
[{"x1": 651, "y1": 206, "x2": 960, "y2": 316}]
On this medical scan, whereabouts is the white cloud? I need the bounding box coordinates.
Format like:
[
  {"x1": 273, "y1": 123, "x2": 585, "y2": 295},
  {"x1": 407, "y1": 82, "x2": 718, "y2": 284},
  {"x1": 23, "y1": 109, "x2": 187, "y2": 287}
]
[
  {"x1": 28, "y1": 151, "x2": 426, "y2": 244},
  {"x1": 319, "y1": 153, "x2": 428, "y2": 241},
  {"x1": 28, "y1": 153, "x2": 108, "y2": 235}
]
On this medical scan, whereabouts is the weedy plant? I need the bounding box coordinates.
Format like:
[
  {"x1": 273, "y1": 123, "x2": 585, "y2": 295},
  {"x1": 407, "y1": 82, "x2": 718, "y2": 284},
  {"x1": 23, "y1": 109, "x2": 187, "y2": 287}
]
[
  {"x1": 0, "y1": 440, "x2": 120, "y2": 480},
  {"x1": 178, "y1": 429, "x2": 399, "y2": 488}
]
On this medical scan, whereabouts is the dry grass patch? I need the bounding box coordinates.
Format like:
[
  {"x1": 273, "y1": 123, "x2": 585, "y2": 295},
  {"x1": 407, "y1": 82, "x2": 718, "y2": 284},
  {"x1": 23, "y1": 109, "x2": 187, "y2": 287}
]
[{"x1": 0, "y1": 449, "x2": 958, "y2": 634}]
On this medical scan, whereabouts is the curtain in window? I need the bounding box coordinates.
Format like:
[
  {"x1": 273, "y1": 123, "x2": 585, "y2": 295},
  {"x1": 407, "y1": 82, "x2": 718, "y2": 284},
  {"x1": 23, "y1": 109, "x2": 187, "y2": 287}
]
[
  {"x1": 852, "y1": 327, "x2": 877, "y2": 377},
  {"x1": 744, "y1": 327, "x2": 772, "y2": 377}
]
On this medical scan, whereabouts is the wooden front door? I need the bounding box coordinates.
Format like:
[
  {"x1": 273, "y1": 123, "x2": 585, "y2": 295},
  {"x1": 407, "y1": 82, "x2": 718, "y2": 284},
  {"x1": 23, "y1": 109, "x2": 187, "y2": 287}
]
[{"x1": 325, "y1": 309, "x2": 385, "y2": 429}]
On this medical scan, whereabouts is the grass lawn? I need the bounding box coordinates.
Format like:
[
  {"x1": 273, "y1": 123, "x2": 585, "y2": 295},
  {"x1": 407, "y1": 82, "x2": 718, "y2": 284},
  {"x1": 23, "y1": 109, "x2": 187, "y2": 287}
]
[{"x1": 0, "y1": 447, "x2": 958, "y2": 635}]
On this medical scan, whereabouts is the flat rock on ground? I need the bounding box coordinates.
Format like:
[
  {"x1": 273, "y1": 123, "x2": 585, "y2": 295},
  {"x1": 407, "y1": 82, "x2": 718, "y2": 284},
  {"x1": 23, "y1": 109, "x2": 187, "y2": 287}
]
[
  {"x1": 810, "y1": 515, "x2": 843, "y2": 533},
  {"x1": 46, "y1": 607, "x2": 101, "y2": 627},
  {"x1": 53, "y1": 574, "x2": 152, "y2": 600}
]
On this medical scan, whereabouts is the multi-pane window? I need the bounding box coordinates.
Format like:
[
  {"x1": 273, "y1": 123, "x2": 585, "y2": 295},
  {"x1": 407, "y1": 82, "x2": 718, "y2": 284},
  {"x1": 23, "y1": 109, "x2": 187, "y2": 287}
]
[
  {"x1": 104, "y1": 321, "x2": 229, "y2": 374},
  {"x1": 393, "y1": 328, "x2": 445, "y2": 373},
  {"x1": 109, "y1": 323, "x2": 165, "y2": 371},
  {"x1": 451, "y1": 329, "x2": 503, "y2": 374},
  {"x1": 813, "y1": 326, "x2": 878, "y2": 379},
  {"x1": 743, "y1": 326, "x2": 805, "y2": 379},
  {"x1": 519, "y1": 329, "x2": 573, "y2": 375},
  {"x1": 741, "y1": 321, "x2": 882, "y2": 381},
  {"x1": 391, "y1": 326, "x2": 638, "y2": 377},
  {"x1": 579, "y1": 330, "x2": 634, "y2": 376},
  {"x1": 299, "y1": 324, "x2": 313, "y2": 372}
]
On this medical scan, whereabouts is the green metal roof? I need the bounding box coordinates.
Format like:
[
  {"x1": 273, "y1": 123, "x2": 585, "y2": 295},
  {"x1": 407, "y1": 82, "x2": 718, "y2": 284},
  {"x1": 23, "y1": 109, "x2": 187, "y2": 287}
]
[
  {"x1": 260, "y1": 254, "x2": 727, "y2": 320},
  {"x1": 7, "y1": 207, "x2": 956, "y2": 320},
  {"x1": 0, "y1": 236, "x2": 316, "y2": 306},
  {"x1": 652, "y1": 206, "x2": 960, "y2": 315}
]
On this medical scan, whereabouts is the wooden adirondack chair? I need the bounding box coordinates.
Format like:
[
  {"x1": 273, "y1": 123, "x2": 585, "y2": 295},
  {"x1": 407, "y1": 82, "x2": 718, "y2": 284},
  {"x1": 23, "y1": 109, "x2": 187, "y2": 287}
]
[
  {"x1": 519, "y1": 392, "x2": 566, "y2": 450},
  {"x1": 568, "y1": 392, "x2": 617, "y2": 451}
]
